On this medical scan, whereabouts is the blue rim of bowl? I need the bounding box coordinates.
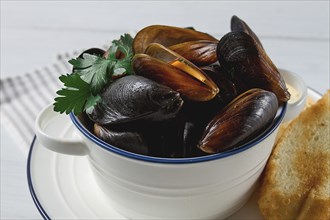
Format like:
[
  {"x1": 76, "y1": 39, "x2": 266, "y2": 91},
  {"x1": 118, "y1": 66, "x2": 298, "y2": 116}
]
[{"x1": 69, "y1": 102, "x2": 287, "y2": 164}]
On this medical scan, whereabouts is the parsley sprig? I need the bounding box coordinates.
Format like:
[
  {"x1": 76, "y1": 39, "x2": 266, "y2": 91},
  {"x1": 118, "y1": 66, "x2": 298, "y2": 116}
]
[
  {"x1": 53, "y1": 34, "x2": 134, "y2": 115},
  {"x1": 53, "y1": 73, "x2": 101, "y2": 115}
]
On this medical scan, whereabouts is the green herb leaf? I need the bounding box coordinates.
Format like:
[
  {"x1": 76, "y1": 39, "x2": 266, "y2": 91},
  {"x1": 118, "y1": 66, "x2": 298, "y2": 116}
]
[
  {"x1": 53, "y1": 33, "x2": 134, "y2": 115},
  {"x1": 108, "y1": 33, "x2": 134, "y2": 75},
  {"x1": 112, "y1": 33, "x2": 134, "y2": 58},
  {"x1": 68, "y1": 53, "x2": 99, "y2": 69},
  {"x1": 53, "y1": 73, "x2": 101, "y2": 115},
  {"x1": 70, "y1": 54, "x2": 112, "y2": 94}
]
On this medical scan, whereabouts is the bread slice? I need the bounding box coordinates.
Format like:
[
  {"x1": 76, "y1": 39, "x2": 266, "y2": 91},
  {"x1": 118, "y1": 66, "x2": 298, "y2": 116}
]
[
  {"x1": 258, "y1": 90, "x2": 330, "y2": 219},
  {"x1": 275, "y1": 97, "x2": 316, "y2": 143}
]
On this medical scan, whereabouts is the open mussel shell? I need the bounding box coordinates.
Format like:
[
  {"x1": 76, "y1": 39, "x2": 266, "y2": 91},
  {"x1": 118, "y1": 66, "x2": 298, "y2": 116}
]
[
  {"x1": 145, "y1": 43, "x2": 218, "y2": 90},
  {"x1": 94, "y1": 123, "x2": 148, "y2": 155},
  {"x1": 89, "y1": 75, "x2": 183, "y2": 125},
  {"x1": 217, "y1": 31, "x2": 290, "y2": 103},
  {"x1": 170, "y1": 65, "x2": 240, "y2": 133},
  {"x1": 176, "y1": 66, "x2": 242, "y2": 125},
  {"x1": 168, "y1": 40, "x2": 218, "y2": 66},
  {"x1": 132, "y1": 43, "x2": 219, "y2": 102},
  {"x1": 133, "y1": 25, "x2": 217, "y2": 54},
  {"x1": 198, "y1": 88, "x2": 278, "y2": 154},
  {"x1": 231, "y1": 15, "x2": 263, "y2": 48}
]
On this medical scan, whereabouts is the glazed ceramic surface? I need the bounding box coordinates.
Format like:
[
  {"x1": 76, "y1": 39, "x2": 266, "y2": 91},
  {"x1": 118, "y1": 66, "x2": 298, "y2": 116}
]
[
  {"x1": 30, "y1": 88, "x2": 321, "y2": 219},
  {"x1": 28, "y1": 135, "x2": 265, "y2": 219},
  {"x1": 34, "y1": 70, "x2": 311, "y2": 219},
  {"x1": 35, "y1": 105, "x2": 285, "y2": 219}
]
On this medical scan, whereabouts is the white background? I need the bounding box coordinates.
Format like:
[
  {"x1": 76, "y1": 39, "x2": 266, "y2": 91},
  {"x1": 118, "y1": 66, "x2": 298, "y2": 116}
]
[{"x1": 1, "y1": 1, "x2": 329, "y2": 219}]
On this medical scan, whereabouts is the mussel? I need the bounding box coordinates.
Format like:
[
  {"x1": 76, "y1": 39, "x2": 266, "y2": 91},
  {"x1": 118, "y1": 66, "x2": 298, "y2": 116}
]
[
  {"x1": 147, "y1": 117, "x2": 207, "y2": 158},
  {"x1": 198, "y1": 88, "x2": 278, "y2": 154},
  {"x1": 174, "y1": 65, "x2": 242, "y2": 125},
  {"x1": 94, "y1": 123, "x2": 148, "y2": 155},
  {"x1": 146, "y1": 119, "x2": 183, "y2": 158},
  {"x1": 217, "y1": 31, "x2": 290, "y2": 102},
  {"x1": 230, "y1": 15, "x2": 263, "y2": 48},
  {"x1": 78, "y1": 18, "x2": 290, "y2": 158},
  {"x1": 169, "y1": 40, "x2": 218, "y2": 66},
  {"x1": 94, "y1": 118, "x2": 189, "y2": 157},
  {"x1": 181, "y1": 121, "x2": 208, "y2": 157},
  {"x1": 89, "y1": 75, "x2": 183, "y2": 125},
  {"x1": 132, "y1": 43, "x2": 219, "y2": 101},
  {"x1": 133, "y1": 25, "x2": 218, "y2": 54},
  {"x1": 202, "y1": 65, "x2": 241, "y2": 106}
]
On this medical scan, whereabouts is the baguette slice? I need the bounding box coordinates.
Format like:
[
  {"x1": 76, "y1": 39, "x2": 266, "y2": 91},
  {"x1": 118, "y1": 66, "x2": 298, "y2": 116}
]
[
  {"x1": 275, "y1": 97, "x2": 316, "y2": 143},
  {"x1": 258, "y1": 90, "x2": 330, "y2": 219}
]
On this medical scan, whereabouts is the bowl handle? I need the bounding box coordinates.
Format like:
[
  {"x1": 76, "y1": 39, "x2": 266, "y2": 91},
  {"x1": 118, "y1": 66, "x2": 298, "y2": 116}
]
[{"x1": 35, "y1": 104, "x2": 88, "y2": 156}]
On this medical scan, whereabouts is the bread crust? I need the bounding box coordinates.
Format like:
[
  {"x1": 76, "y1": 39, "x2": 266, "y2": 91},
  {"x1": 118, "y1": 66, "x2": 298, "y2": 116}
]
[{"x1": 258, "y1": 90, "x2": 330, "y2": 219}]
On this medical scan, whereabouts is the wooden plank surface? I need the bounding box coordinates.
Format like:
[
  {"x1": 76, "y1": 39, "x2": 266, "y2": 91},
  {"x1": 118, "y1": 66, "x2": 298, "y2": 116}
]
[{"x1": 1, "y1": 1, "x2": 329, "y2": 219}]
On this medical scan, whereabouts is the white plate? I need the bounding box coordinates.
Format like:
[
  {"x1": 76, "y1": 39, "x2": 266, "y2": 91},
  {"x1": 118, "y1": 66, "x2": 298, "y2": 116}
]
[{"x1": 27, "y1": 88, "x2": 322, "y2": 220}]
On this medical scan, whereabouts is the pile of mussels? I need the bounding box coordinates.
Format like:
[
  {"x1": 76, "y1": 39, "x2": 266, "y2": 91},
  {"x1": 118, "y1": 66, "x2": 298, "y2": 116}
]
[{"x1": 83, "y1": 16, "x2": 291, "y2": 158}]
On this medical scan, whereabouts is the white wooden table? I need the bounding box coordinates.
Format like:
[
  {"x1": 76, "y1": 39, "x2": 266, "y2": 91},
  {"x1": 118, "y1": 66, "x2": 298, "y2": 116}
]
[{"x1": 1, "y1": 1, "x2": 329, "y2": 219}]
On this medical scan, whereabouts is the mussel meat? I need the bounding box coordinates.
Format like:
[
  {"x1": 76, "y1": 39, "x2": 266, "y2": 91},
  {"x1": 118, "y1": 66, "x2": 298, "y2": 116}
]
[
  {"x1": 133, "y1": 25, "x2": 218, "y2": 54},
  {"x1": 217, "y1": 31, "x2": 290, "y2": 102},
  {"x1": 89, "y1": 75, "x2": 183, "y2": 125},
  {"x1": 198, "y1": 88, "x2": 278, "y2": 154},
  {"x1": 132, "y1": 43, "x2": 219, "y2": 101}
]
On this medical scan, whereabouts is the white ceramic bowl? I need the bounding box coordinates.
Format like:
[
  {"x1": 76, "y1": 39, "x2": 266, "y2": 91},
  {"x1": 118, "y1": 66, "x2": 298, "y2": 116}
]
[{"x1": 35, "y1": 70, "x2": 306, "y2": 219}]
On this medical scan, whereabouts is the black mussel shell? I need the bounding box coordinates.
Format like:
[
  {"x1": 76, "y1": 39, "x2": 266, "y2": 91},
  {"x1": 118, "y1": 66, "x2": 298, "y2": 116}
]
[
  {"x1": 89, "y1": 75, "x2": 183, "y2": 125},
  {"x1": 94, "y1": 123, "x2": 148, "y2": 155},
  {"x1": 147, "y1": 118, "x2": 207, "y2": 158},
  {"x1": 145, "y1": 120, "x2": 183, "y2": 158},
  {"x1": 176, "y1": 65, "x2": 240, "y2": 126},
  {"x1": 201, "y1": 65, "x2": 240, "y2": 106},
  {"x1": 181, "y1": 121, "x2": 208, "y2": 157},
  {"x1": 217, "y1": 31, "x2": 290, "y2": 103},
  {"x1": 231, "y1": 15, "x2": 263, "y2": 48},
  {"x1": 198, "y1": 88, "x2": 278, "y2": 154}
]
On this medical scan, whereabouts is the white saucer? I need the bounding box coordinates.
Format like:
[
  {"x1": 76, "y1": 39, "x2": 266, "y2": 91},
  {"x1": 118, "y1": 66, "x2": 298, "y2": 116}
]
[{"x1": 27, "y1": 88, "x2": 322, "y2": 220}]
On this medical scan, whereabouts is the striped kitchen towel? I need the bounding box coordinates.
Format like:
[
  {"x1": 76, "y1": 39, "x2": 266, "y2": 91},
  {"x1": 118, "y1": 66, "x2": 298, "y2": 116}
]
[{"x1": 0, "y1": 51, "x2": 83, "y2": 155}]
